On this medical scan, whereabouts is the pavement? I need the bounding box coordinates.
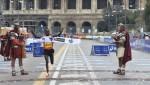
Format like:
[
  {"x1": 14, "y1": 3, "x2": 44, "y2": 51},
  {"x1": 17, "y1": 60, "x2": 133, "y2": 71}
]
[{"x1": 0, "y1": 40, "x2": 150, "y2": 85}]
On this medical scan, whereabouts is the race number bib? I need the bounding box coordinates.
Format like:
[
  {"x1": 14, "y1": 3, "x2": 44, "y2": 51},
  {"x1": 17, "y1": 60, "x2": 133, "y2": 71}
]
[{"x1": 43, "y1": 42, "x2": 53, "y2": 49}]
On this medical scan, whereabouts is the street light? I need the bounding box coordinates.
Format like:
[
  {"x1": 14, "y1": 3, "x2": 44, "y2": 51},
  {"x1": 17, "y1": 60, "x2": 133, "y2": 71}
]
[
  {"x1": 105, "y1": 14, "x2": 114, "y2": 31},
  {"x1": 10, "y1": 0, "x2": 14, "y2": 25},
  {"x1": 112, "y1": 5, "x2": 123, "y2": 29},
  {"x1": 69, "y1": 27, "x2": 73, "y2": 38}
]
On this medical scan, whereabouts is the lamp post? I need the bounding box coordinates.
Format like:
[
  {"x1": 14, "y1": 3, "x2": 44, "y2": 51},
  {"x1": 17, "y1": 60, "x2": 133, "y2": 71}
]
[
  {"x1": 88, "y1": 29, "x2": 92, "y2": 39},
  {"x1": 112, "y1": 5, "x2": 123, "y2": 29},
  {"x1": 69, "y1": 27, "x2": 73, "y2": 38}
]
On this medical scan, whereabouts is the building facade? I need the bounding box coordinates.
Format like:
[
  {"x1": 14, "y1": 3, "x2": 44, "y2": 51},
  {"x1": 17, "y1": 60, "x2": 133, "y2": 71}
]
[{"x1": 1, "y1": 0, "x2": 146, "y2": 34}]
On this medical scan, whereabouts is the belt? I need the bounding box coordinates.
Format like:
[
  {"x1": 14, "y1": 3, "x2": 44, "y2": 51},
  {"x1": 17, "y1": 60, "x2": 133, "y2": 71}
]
[{"x1": 13, "y1": 45, "x2": 19, "y2": 48}]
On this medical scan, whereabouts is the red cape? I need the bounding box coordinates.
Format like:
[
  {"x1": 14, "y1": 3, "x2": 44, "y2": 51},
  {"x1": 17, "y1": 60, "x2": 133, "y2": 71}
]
[{"x1": 123, "y1": 32, "x2": 132, "y2": 64}]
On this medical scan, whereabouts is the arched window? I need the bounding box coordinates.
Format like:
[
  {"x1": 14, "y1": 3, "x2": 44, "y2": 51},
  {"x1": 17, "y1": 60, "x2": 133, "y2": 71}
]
[
  {"x1": 82, "y1": 22, "x2": 92, "y2": 33},
  {"x1": 67, "y1": 21, "x2": 76, "y2": 34},
  {"x1": 82, "y1": 0, "x2": 91, "y2": 9},
  {"x1": 67, "y1": 0, "x2": 76, "y2": 9},
  {"x1": 53, "y1": 0, "x2": 61, "y2": 9},
  {"x1": 97, "y1": 0, "x2": 107, "y2": 9},
  {"x1": 52, "y1": 22, "x2": 61, "y2": 34}
]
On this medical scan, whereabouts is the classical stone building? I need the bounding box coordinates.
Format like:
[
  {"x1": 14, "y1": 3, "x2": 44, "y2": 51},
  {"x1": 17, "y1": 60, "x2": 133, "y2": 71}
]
[{"x1": 1, "y1": 0, "x2": 146, "y2": 34}]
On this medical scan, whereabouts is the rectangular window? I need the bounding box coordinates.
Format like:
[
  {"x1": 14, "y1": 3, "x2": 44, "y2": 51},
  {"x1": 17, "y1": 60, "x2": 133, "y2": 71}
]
[
  {"x1": 67, "y1": 0, "x2": 76, "y2": 9},
  {"x1": 113, "y1": 0, "x2": 122, "y2": 5},
  {"x1": 26, "y1": 0, "x2": 34, "y2": 10},
  {"x1": 82, "y1": 0, "x2": 91, "y2": 9},
  {"x1": 4, "y1": 0, "x2": 10, "y2": 10},
  {"x1": 129, "y1": 0, "x2": 136, "y2": 9},
  {"x1": 97, "y1": 0, "x2": 107, "y2": 9},
  {"x1": 39, "y1": 0, "x2": 47, "y2": 9},
  {"x1": 16, "y1": 0, "x2": 22, "y2": 10},
  {"x1": 53, "y1": 0, "x2": 61, "y2": 9}
]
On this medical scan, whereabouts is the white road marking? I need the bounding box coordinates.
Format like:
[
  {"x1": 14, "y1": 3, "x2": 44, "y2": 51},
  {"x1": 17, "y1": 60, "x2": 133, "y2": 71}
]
[
  {"x1": 59, "y1": 82, "x2": 90, "y2": 85},
  {"x1": 61, "y1": 74, "x2": 87, "y2": 78},
  {"x1": 78, "y1": 46, "x2": 101, "y2": 85},
  {"x1": 136, "y1": 64, "x2": 150, "y2": 66},
  {"x1": 49, "y1": 45, "x2": 69, "y2": 85}
]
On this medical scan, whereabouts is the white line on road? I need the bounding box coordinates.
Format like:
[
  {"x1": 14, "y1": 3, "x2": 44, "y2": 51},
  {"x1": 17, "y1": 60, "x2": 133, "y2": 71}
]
[
  {"x1": 0, "y1": 68, "x2": 10, "y2": 70},
  {"x1": 78, "y1": 46, "x2": 101, "y2": 85},
  {"x1": 49, "y1": 45, "x2": 69, "y2": 85},
  {"x1": 136, "y1": 64, "x2": 150, "y2": 66}
]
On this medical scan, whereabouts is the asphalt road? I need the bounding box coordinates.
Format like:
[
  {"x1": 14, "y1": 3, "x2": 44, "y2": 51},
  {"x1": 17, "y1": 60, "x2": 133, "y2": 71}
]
[{"x1": 0, "y1": 40, "x2": 150, "y2": 85}]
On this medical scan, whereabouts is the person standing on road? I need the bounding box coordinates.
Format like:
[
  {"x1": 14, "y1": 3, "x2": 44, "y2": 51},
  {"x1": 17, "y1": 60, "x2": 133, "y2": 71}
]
[
  {"x1": 0, "y1": 35, "x2": 10, "y2": 61},
  {"x1": 6, "y1": 23, "x2": 28, "y2": 76},
  {"x1": 112, "y1": 24, "x2": 132, "y2": 75},
  {"x1": 42, "y1": 29, "x2": 63, "y2": 76}
]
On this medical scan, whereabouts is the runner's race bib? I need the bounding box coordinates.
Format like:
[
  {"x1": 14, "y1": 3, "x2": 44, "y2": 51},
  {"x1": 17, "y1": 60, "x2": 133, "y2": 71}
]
[{"x1": 43, "y1": 42, "x2": 53, "y2": 49}]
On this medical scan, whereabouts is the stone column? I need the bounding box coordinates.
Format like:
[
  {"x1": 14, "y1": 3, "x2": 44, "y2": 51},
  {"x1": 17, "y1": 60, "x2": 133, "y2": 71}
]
[
  {"x1": 62, "y1": 0, "x2": 65, "y2": 13},
  {"x1": 92, "y1": 21, "x2": 97, "y2": 34},
  {"x1": 141, "y1": 0, "x2": 145, "y2": 10},
  {"x1": 21, "y1": 0, "x2": 24, "y2": 10},
  {"x1": 92, "y1": 0, "x2": 96, "y2": 13},
  {"x1": 61, "y1": 20, "x2": 66, "y2": 34},
  {"x1": 76, "y1": 21, "x2": 81, "y2": 34},
  {"x1": 48, "y1": 0, "x2": 52, "y2": 10},
  {"x1": 48, "y1": 19, "x2": 52, "y2": 34},
  {"x1": 79, "y1": 0, "x2": 82, "y2": 12},
  {"x1": 76, "y1": 26, "x2": 81, "y2": 34},
  {"x1": 124, "y1": 0, "x2": 129, "y2": 10},
  {"x1": 77, "y1": 0, "x2": 80, "y2": 13},
  {"x1": 34, "y1": 0, "x2": 38, "y2": 10}
]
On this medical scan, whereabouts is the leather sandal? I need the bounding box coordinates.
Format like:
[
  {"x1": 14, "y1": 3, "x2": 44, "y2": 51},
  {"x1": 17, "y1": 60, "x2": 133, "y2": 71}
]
[
  {"x1": 113, "y1": 69, "x2": 121, "y2": 74},
  {"x1": 20, "y1": 70, "x2": 28, "y2": 75},
  {"x1": 118, "y1": 70, "x2": 125, "y2": 75},
  {"x1": 12, "y1": 71, "x2": 16, "y2": 76}
]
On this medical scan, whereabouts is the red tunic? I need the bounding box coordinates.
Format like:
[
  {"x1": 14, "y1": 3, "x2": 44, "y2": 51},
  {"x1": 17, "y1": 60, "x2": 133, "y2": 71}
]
[
  {"x1": 4, "y1": 29, "x2": 25, "y2": 58},
  {"x1": 11, "y1": 38, "x2": 25, "y2": 58}
]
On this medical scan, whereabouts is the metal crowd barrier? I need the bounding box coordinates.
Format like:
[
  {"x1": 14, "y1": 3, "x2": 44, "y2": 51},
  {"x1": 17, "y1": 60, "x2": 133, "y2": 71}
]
[
  {"x1": 130, "y1": 39, "x2": 150, "y2": 53},
  {"x1": 101, "y1": 37, "x2": 150, "y2": 53}
]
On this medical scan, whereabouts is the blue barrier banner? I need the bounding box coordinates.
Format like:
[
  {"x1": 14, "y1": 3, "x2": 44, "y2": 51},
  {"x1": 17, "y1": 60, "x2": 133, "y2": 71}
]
[
  {"x1": 32, "y1": 43, "x2": 41, "y2": 47},
  {"x1": 26, "y1": 45, "x2": 32, "y2": 52},
  {"x1": 109, "y1": 44, "x2": 116, "y2": 52},
  {"x1": 33, "y1": 47, "x2": 43, "y2": 57},
  {"x1": 32, "y1": 42, "x2": 43, "y2": 57},
  {"x1": 91, "y1": 45, "x2": 109, "y2": 56},
  {"x1": 144, "y1": 40, "x2": 150, "y2": 52},
  {"x1": 130, "y1": 39, "x2": 150, "y2": 53}
]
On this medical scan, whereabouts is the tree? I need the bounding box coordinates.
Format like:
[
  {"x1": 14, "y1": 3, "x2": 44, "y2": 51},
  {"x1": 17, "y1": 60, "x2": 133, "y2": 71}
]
[{"x1": 144, "y1": 0, "x2": 150, "y2": 31}]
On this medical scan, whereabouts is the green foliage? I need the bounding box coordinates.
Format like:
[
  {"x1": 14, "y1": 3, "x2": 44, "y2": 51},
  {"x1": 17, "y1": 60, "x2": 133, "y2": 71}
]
[
  {"x1": 126, "y1": 11, "x2": 140, "y2": 24},
  {"x1": 144, "y1": 0, "x2": 150, "y2": 31}
]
